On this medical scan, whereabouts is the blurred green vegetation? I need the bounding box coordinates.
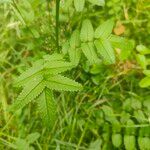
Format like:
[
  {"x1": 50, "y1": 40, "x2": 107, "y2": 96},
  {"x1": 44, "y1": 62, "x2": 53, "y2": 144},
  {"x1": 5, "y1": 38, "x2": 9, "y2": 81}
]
[{"x1": 0, "y1": 0, "x2": 150, "y2": 149}]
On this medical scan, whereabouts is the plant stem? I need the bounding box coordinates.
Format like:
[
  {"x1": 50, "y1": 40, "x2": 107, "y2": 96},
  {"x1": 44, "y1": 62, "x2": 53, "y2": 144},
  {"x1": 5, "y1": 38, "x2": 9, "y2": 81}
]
[
  {"x1": 56, "y1": 0, "x2": 60, "y2": 52},
  {"x1": 0, "y1": 82, "x2": 9, "y2": 123}
]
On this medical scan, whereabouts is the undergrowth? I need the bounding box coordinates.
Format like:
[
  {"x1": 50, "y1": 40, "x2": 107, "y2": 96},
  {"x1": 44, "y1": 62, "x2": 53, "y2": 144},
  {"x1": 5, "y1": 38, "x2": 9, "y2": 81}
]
[{"x1": 0, "y1": 0, "x2": 150, "y2": 149}]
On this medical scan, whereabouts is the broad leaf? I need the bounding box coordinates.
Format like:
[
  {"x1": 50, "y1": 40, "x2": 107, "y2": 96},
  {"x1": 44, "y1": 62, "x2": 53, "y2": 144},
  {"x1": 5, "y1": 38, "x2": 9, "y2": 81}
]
[
  {"x1": 94, "y1": 39, "x2": 115, "y2": 64},
  {"x1": 80, "y1": 19, "x2": 94, "y2": 42},
  {"x1": 95, "y1": 19, "x2": 114, "y2": 39}
]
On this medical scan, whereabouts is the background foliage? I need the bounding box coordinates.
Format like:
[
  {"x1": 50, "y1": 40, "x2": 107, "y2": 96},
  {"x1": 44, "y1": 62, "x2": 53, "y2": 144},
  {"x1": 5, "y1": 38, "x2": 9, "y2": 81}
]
[{"x1": 0, "y1": 0, "x2": 150, "y2": 149}]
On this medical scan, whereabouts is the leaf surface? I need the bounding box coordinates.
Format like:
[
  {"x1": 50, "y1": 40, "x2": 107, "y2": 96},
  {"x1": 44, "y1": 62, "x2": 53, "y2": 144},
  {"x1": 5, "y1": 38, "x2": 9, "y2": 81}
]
[
  {"x1": 80, "y1": 19, "x2": 94, "y2": 42},
  {"x1": 94, "y1": 39, "x2": 115, "y2": 64},
  {"x1": 10, "y1": 76, "x2": 45, "y2": 111},
  {"x1": 46, "y1": 75, "x2": 82, "y2": 91},
  {"x1": 74, "y1": 0, "x2": 85, "y2": 12},
  {"x1": 95, "y1": 19, "x2": 114, "y2": 39},
  {"x1": 14, "y1": 60, "x2": 44, "y2": 87},
  {"x1": 37, "y1": 88, "x2": 56, "y2": 127},
  {"x1": 81, "y1": 42, "x2": 99, "y2": 64},
  {"x1": 44, "y1": 61, "x2": 74, "y2": 74}
]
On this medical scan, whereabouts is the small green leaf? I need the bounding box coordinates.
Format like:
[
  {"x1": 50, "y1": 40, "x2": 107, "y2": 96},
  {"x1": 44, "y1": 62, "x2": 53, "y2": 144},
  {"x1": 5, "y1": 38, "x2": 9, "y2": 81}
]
[
  {"x1": 112, "y1": 133, "x2": 122, "y2": 148},
  {"x1": 88, "y1": 139, "x2": 102, "y2": 150},
  {"x1": 81, "y1": 42, "x2": 100, "y2": 64},
  {"x1": 138, "y1": 137, "x2": 150, "y2": 150},
  {"x1": 95, "y1": 19, "x2": 114, "y2": 39},
  {"x1": 143, "y1": 70, "x2": 150, "y2": 76},
  {"x1": 74, "y1": 0, "x2": 85, "y2": 12},
  {"x1": 70, "y1": 30, "x2": 81, "y2": 49},
  {"x1": 136, "y1": 44, "x2": 150, "y2": 55},
  {"x1": 136, "y1": 54, "x2": 147, "y2": 69},
  {"x1": 125, "y1": 119, "x2": 136, "y2": 135},
  {"x1": 68, "y1": 47, "x2": 81, "y2": 66},
  {"x1": 124, "y1": 135, "x2": 136, "y2": 150},
  {"x1": 94, "y1": 39, "x2": 115, "y2": 64},
  {"x1": 134, "y1": 110, "x2": 146, "y2": 123},
  {"x1": 139, "y1": 76, "x2": 150, "y2": 88},
  {"x1": 80, "y1": 19, "x2": 94, "y2": 42},
  {"x1": 68, "y1": 30, "x2": 81, "y2": 66}
]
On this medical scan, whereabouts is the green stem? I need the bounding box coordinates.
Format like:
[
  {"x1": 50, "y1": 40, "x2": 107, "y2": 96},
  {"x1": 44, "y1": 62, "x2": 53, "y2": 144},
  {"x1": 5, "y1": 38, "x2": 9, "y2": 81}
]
[
  {"x1": 56, "y1": 0, "x2": 60, "y2": 52},
  {"x1": 0, "y1": 82, "x2": 9, "y2": 123}
]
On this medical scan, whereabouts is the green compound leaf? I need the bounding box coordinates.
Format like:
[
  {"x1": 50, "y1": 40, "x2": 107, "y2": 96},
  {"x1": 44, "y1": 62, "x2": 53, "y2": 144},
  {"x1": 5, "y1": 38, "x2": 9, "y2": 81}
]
[
  {"x1": 80, "y1": 19, "x2": 94, "y2": 42},
  {"x1": 46, "y1": 75, "x2": 82, "y2": 91},
  {"x1": 11, "y1": 54, "x2": 82, "y2": 128},
  {"x1": 37, "y1": 88, "x2": 57, "y2": 128},
  {"x1": 15, "y1": 59, "x2": 74, "y2": 87},
  {"x1": 81, "y1": 42, "x2": 100, "y2": 64},
  {"x1": 10, "y1": 75, "x2": 45, "y2": 111},
  {"x1": 95, "y1": 19, "x2": 114, "y2": 39},
  {"x1": 94, "y1": 39, "x2": 115, "y2": 64}
]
